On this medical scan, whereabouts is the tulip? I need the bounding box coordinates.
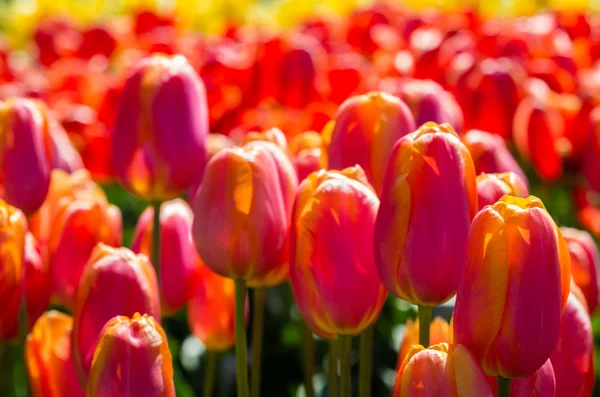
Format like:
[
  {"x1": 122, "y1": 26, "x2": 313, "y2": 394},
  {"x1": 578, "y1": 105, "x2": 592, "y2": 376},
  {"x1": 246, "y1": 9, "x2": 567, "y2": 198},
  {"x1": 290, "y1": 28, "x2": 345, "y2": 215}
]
[
  {"x1": 29, "y1": 170, "x2": 122, "y2": 308},
  {"x1": 111, "y1": 54, "x2": 208, "y2": 202},
  {"x1": 454, "y1": 196, "x2": 571, "y2": 379},
  {"x1": 396, "y1": 317, "x2": 451, "y2": 370},
  {"x1": 49, "y1": 122, "x2": 84, "y2": 174},
  {"x1": 476, "y1": 172, "x2": 529, "y2": 210},
  {"x1": 326, "y1": 91, "x2": 416, "y2": 194},
  {"x1": 509, "y1": 359, "x2": 556, "y2": 397},
  {"x1": 132, "y1": 199, "x2": 202, "y2": 313},
  {"x1": 462, "y1": 129, "x2": 527, "y2": 185},
  {"x1": 72, "y1": 244, "x2": 160, "y2": 381},
  {"x1": 560, "y1": 227, "x2": 600, "y2": 313},
  {"x1": 25, "y1": 311, "x2": 85, "y2": 397},
  {"x1": 87, "y1": 313, "x2": 174, "y2": 397},
  {"x1": 0, "y1": 98, "x2": 53, "y2": 214},
  {"x1": 549, "y1": 292, "x2": 595, "y2": 397},
  {"x1": 243, "y1": 127, "x2": 288, "y2": 151},
  {"x1": 22, "y1": 232, "x2": 52, "y2": 337},
  {"x1": 290, "y1": 166, "x2": 386, "y2": 397},
  {"x1": 374, "y1": 122, "x2": 477, "y2": 345},
  {"x1": 288, "y1": 131, "x2": 326, "y2": 181},
  {"x1": 393, "y1": 343, "x2": 493, "y2": 397},
  {"x1": 582, "y1": 106, "x2": 600, "y2": 194}
]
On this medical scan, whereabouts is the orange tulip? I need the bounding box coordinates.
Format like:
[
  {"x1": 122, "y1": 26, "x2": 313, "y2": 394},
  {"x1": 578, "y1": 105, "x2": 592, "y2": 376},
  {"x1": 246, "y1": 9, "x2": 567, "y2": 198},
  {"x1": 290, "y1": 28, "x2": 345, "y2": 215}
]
[
  {"x1": 396, "y1": 317, "x2": 451, "y2": 370},
  {"x1": 26, "y1": 311, "x2": 85, "y2": 397},
  {"x1": 288, "y1": 131, "x2": 326, "y2": 181},
  {"x1": 326, "y1": 91, "x2": 416, "y2": 194},
  {"x1": 111, "y1": 54, "x2": 208, "y2": 201},
  {"x1": 290, "y1": 166, "x2": 386, "y2": 337},
  {"x1": 72, "y1": 244, "x2": 160, "y2": 381},
  {"x1": 393, "y1": 343, "x2": 493, "y2": 397},
  {"x1": 87, "y1": 313, "x2": 174, "y2": 397},
  {"x1": 454, "y1": 196, "x2": 571, "y2": 378},
  {"x1": 476, "y1": 172, "x2": 529, "y2": 210},
  {"x1": 243, "y1": 127, "x2": 288, "y2": 151},
  {"x1": 132, "y1": 199, "x2": 202, "y2": 313},
  {"x1": 374, "y1": 122, "x2": 477, "y2": 306}
]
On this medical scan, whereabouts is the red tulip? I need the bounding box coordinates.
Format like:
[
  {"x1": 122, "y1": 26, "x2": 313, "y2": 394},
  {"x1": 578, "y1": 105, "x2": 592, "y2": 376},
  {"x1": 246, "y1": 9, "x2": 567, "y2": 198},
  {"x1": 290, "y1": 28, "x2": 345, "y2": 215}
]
[
  {"x1": 510, "y1": 359, "x2": 556, "y2": 397},
  {"x1": 87, "y1": 313, "x2": 174, "y2": 397},
  {"x1": 374, "y1": 122, "x2": 477, "y2": 306},
  {"x1": 290, "y1": 166, "x2": 386, "y2": 337},
  {"x1": 581, "y1": 106, "x2": 600, "y2": 193},
  {"x1": 476, "y1": 172, "x2": 529, "y2": 210},
  {"x1": 132, "y1": 199, "x2": 202, "y2": 313},
  {"x1": 111, "y1": 54, "x2": 208, "y2": 201},
  {"x1": 72, "y1": 244, "x2": 160, "y2": 381}
]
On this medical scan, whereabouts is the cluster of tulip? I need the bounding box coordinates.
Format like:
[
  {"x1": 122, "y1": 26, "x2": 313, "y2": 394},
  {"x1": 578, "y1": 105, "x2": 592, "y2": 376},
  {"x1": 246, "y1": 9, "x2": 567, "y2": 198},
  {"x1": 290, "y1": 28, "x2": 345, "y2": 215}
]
[{"x1": 0, "y1": 1, "x2": 599, "y2": 397}]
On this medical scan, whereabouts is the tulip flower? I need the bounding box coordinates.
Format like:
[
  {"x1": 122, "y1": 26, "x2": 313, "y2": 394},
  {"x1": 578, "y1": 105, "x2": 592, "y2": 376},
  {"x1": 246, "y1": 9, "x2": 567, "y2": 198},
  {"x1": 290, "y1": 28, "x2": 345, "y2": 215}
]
[
  {"x1": 510, "y1": 359, "x2": 556, "y2": 397},
  {"x1": 396, "y1": 317, "x2": 450, "y2": 370},
  {"x1": 72, "y1": 244, "x2": 160, "y2": 381},
  {"x1": 326, "y1": 91, "x2": 416, "y2": 194},
  {"x1": 243, "y1": 127, "x2": 288, "y2": 151},
  {"x1": 132, "y1": 199, "x2": 202, "y2": 313},
  {"x1": 22, "y1": 232, "x2": 52, "y2": 336},
  {"x1": 111, "y1": 54, "x2": 208, "y2": 202},
  {"x1": 476, "y1": 172, "x2": 529, "y2": 210},
  {"x1": 454, "y1": 196, "x2": 571, "y2": 379},
  {"x1": 582, "y1": 106, "x2": 600, "y2": 194},
  {"x1": 87, "y1": 313, "x2": 174, "y2": 397},
  {"x1": 549, "y1": 293, "x2": 595, "y2": 397},
  {"x1": 29, "y1": 170, "x2": 122, "y2": 308},
  {"x1": 0, "y1": 98, "x2": 53, "y2": 214},
  {"x1": 25, "y1": 311, "x2": 85, "y2": 397},
  {"x1": 560, "y1": 227, "x2": 600, "y2": 313},
  {"x1": 288, "y1": 131, "x2": 326, "y2": 181},
  {"x1": 393, "y1": 343, "x2": 493, "y2": 397},
  {"x1": 462, "y1": 129, "x2": 527, "y2": 185},
  {"x1": 374, "y1": 122, "x2": 477, "y2": 344}
]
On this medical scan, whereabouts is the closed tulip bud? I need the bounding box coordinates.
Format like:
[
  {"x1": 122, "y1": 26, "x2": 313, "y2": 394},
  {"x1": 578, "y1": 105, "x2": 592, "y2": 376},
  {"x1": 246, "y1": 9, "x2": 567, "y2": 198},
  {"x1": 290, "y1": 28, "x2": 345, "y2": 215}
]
[
  {"x1": 582, "y1": 107, "x2": 600, "y2": 194},
  {"x1": 397, "y1": 317, "x2": 451, "y2": 370},
  {"x1": 0, "y1": 98, "x2": 53, "y2": 214},
  {"x1": 49, "y1": 120, "x2": 83, "y2": 174},
  {"x1": 289, "y1": 131, "x2": 326, "y2": 181},
  {"x1": 290, "y1": 166, "x2": 386, "y2": 337},
  {"x1": 549, "y1": 293, "x2": 595, "y2": 397},
  {"x1": 243, "y1": 127, "x2": 288, "y2": 151},
  {"x1": 454, "y1": 196, "x2": 571, "y2": 378},
  {"x1": 192, "y1": 143, "x2": 293, "y2": 283},
  {"x1": 393, "y1": 343, "x2": 493, "y2": 397},
  {"x1": 476, "y1": 172, "x2": 529, "y2": 210},
  {"x1": 72, "y1": 244, "x2": 160, "y2": 381},
  {"x1": 510, "y1": 359, "x2": 556, "y2": 397},
  {"x1": 462, "y1": 129, "x2": 527, "y2": 185},
  {"x1": 560, "y1": 227, "x2": 600, "y2": 313},
  {"x1": 87, "y1": 313, "x2": 174, "y2": 397},
  {"x1": 23, "y1": 232, "x2": 52, "y2": 335},
  {"x1": 132, "y1": 199, "x2": 202, "y2": 313},
  {"x1": 111, "y1": 54, "x2": 208, "y2": 201},
  {"x1": 374, "y1": 122, "x2": 478, "y2": 306},
  {"x1": 26, "y1": 311, "x2": 84, "y2": 397},
  {"x1": 327, "y1": 91, "x2": 416, "y2": 194}
]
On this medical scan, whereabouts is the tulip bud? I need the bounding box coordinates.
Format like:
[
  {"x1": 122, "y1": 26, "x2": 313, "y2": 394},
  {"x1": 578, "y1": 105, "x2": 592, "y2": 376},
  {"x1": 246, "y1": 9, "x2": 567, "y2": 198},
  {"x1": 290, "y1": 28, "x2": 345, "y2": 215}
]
[
  {"x1": 288, "y1": 131, "x2": 326, "y2": 181},
  {"x1": 290, "y1": 166, "x2": 386, "y2": 337},
  {"x1": 23, "y1": 232, "x2": 52, "y2": 336},
  {"x1": 26, "y1": 311, "x2": 85, "y2": 397},
  {"x1": 454, "y1": 196, "x2": 571, "y2": 378},
  {"x1": 581, "y1": 107, "x2": 600, "y2": 193},
  {"x1": 476, "y1": 172, "x2": 529, "y2": 210},
  {"x1": 0, "y1": 98, "x2": 53, "y2": 214},
  {"x1": 397, "y1": 317, "x2": 450, "y2": 370},
  {"x1": 327, "y1": 91, "x2": 416, "y2": 194},
  {"x1": 393, "y1": 343, "x2": 493, "y2": 397},
  {"x1": 72, "y1": 244, "x2": 160, "y2": 381},
  {"x1": 560, "y1": 227, "x2": 600, "y2": 313},
  {"x1": 510, "y1": 359, "x2": 556, "y2": 397},
  {"x1": 549, "y1": 293, "x2": 595, "y2": 397},
  {"x1": 111, "y1": 54, "x2": 208, "y2": 201},
  {"x1": 132, "y1": 199, "x2": 202, "y2": 313},
  {"x1": 462, "y1": 129, "x2": 527, "y2": 185},
  {"x1": 192, "y1": 143, "x2": 293, "y2": 283},
  {"x1": 49, "y1": 121, "x2": 83, "y2": 174},
  {"x1": 243, "y1": 127, "x2": 288, "y2": 151},
  {"x1": 87, "y1": 313, "x2": 174, "y2": 397},
  {"x1": 374, "y1": 122, "x2": 477, "y2": 306}
]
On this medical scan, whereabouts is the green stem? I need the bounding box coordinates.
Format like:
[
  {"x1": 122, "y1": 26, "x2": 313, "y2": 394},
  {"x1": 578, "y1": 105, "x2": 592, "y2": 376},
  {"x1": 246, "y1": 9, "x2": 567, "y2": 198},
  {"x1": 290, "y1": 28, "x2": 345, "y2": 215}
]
[
  {"x1": 152, "y1": 201, "x2": 162, "y2": 288},
  {"x1": 418, "y1": 306, "x2": 433, "y2": 347},
  {"x1": 203, "y1": 350, "x2": 217, "y2": 397},
  {"x1": 339, "y1": 335, "x2": 352, "y2": 397},
  {"x1": 250, "y1": 288, "x2": 266, "y2": 397},
  {"x1": 358, "y1": 327, "x2": 372, "y2": 397},
  {"x1": 234, "y1": 280, "x2": 249, "y2": 397},
  {"x1": 328, "y1": 339, "x2": 338, "y2": 397},
  {"x1": 301, "y1": 321, "x2": 315, "y2": 397},
  {"x1": 497, "y1": 376, "x2": 512, "y2": 397},
  {"x1": 0, "y1": 343, "x2": 12, "y2": 397}
]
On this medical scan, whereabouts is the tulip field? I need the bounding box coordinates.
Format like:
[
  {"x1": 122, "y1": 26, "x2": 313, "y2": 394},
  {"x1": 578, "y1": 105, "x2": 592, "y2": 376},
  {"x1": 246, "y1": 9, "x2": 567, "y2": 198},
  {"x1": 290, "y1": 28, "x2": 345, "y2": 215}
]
[{"x1": 3, "y1": 0, "x2": 600, "y2": 396}]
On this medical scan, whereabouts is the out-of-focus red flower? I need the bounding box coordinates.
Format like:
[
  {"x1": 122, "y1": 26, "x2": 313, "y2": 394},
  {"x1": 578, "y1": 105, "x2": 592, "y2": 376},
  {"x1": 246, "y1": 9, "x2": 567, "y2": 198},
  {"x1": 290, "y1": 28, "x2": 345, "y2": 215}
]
[
  {"x1": 243, "y1": 127, "x2": 288, "y2": 150},
  {"x1": 87, "y1": 313, "x2": 174, "y2": 397},
  {"x1": 26, "y1": 311, "x2": 85, "y2": 397},
  {"x1": 574, "y1": 186, "x2": 600, "y2": 236},
  {"x1": 476, "y1": 172, "x2": 529, "y2": 210},
  {"x1": 581, "y1": 106, "x2": 600, "y2": 193},
  {"x1": 72, "y1": 244, "x2": 160, "y2": 381},
  {"x1": 77, "y1": 26, "x2": 117, "y2": 61},
  {"x1": 33, "y1": 18, "x2": 81, "y2": 67}
]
